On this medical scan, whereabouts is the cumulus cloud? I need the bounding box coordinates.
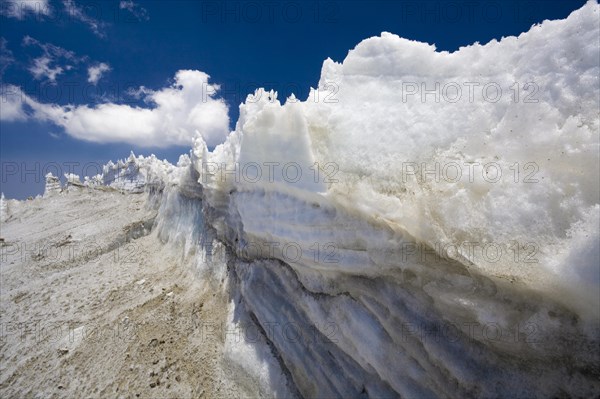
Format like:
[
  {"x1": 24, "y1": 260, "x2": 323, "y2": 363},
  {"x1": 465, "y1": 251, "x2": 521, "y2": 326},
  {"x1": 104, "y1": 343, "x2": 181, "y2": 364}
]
[
  {"x1": 2, "y1": 70, "x2": 231, "y2": 148},
  {"x1": 87, "y1": 62, "x2": 111, "y2": 85},
  {"x1": 62, "y1": 0, "x2": 106, "y2": 37},
  {"x1": 119, "y1": 0, "x2": 149, "y2": 21},
  {"x1": 1, "y1": 0, "x2": 51, "y2": 19}
]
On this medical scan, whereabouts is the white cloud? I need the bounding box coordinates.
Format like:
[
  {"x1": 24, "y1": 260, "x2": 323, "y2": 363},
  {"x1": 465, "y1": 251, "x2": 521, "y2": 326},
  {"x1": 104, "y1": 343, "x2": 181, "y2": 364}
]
[
  {"x1": 62, "y1": 0, "x2": 106, "y2": 37},
  {"x1": 22, "y1": 36, "x2": 78, "y2": 60},
  {"x1": 0, "y1": 85, "x2": 29, "y2": 122},
  {"x1": 119, "y1": 0, "x2": 149, "y2": 21},
  {"x1": 28, "y1": 56, "x2": 64, "y2": 81},
  {"x1": 2, "y1": 70, "x2": 231, "y2": 148},
  {"x1": 87, "y1": 63, "x2": 111, "y2": 85},
  {"x1": 22, "y1": 36, "x2": 83, "y2": 82},
  {"x1": 1, "y1": 0, "x2": 51, "y2": 19}
]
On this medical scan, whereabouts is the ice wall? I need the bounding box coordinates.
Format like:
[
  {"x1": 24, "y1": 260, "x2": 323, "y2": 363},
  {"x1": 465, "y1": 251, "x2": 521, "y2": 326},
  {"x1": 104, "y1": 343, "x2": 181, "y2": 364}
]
[{"x1": 185, "y1": 2, "x2": 599, "y2": 397}]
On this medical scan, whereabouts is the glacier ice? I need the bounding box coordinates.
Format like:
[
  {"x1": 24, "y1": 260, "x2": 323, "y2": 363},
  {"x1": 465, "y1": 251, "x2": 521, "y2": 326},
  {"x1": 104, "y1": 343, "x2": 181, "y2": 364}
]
[{"x1": 16, "y1": 1, "x2": 600, "y2": 397}]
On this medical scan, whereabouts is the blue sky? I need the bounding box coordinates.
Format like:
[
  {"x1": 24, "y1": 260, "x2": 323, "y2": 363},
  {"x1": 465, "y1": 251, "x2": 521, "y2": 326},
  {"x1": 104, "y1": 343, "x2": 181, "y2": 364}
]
[{"x1": 0, "y1": 0, "x2": 586, "y2": 199}]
